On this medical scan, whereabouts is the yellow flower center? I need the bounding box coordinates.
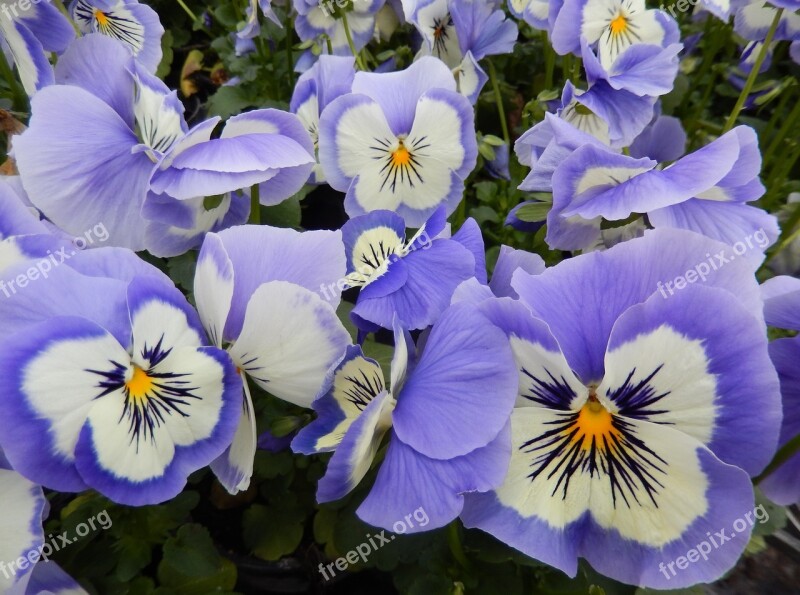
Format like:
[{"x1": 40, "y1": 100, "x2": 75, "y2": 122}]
[
  {"x1": 126, "y1": 366, "x2": 154, "y2": 401},
  {"x1": 571, "y1": 394, "x2": 619, "y2": 450},
  {"x1": 610, "y1": 14, "x2": 628, "y2": 35},
  {"x1": 391, "y1": 144, "x2": 411, "y2": 167}
]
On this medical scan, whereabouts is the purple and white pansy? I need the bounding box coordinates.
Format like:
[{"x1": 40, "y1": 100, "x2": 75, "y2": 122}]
[
  {"x1": 461, "y1": 229, "x2": 782, "y2": 588},
  {"x1": 194, "y1": 225, "x2": 351, "y2": 493},
  {"x1": 0, "y1": 252, "x2": 242, "y2": 506},
  {"x1": 340, "y1": 207, "x2": 486, "y2": 332},
  {"x1": 318, "y1": 57, "x2": 477, "y2": 227},
  {"x1": 293, "y1": 301, "x2": 518, "y2": 531}
]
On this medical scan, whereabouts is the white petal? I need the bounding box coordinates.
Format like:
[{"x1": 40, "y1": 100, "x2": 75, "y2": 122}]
[
  {"x1": 597, "y1": 324, "x2": 717, "y2": 444},
  {"x1": 194, "y1": 233, "x2": 234, "y2": 348},
  {"x1": 23, "y1": 332, "x2": 131, "y2": 462},
  {"x1": 229, "y1": 281, "x2": 351, "y2": 407}
]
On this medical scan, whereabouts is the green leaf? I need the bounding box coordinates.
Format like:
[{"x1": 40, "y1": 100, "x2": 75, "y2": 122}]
[
  {"x1": 243, "y1": 503, "x2": 305, "y2": 561},
  {"x1": 155, "y1": 31, "x2": 174, "y2": 80},
  {"x1": 479, "y1": 143, "x2": 497, "y2": 161},
  {"x1": 751, "y1": 488, "x2": 787, "y2": 536},
  {"x1": 514, "y1": 202, "x2": 550, "y2": 222},
  {"x1": 206, "y1": 85, "x2": 253, "y2": 119},
  {"x1": 167, "y1": 251, "x2": 197, "y2": 293},
  {"x1": 157, "y1": 524, "x2": 237, "y2": 594},
  {"x1": 469, "y1": 205, "x2": 499, "y2": 225},
  {"x1": 474, "y1": 181, "x2": 499, "y2": 203},
  {"x1": 483, "y1": 134, "x2": 506, "y2": 147},
  {"x1": 262, "y1": 195, "x2": 302, "y2": 228},
  {"x1": 203, "y1": 194, "x2": 225, "y2": 211},
  {"x1": 314, "y1": 507, "x2": 339, "y2": 545},
  {"x1": 407, "y1": 573, "x2": 454, "y2": 595}
]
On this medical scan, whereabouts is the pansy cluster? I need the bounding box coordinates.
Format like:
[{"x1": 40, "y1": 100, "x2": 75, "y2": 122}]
[{"x1": 0, "y1": 0, "x2": 797, "y2": 592}]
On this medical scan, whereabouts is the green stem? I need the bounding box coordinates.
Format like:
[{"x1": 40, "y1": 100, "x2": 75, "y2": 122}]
[
  {"x1": 571, "y1": 57, "x2": 582, "y2": 85},
  {"x1": 341, "y1": 12, "x2": 366, "y2": 70},
  {"x1": 761, "y1": 86, "x2": 792, "y2": 144},
  {"x1": 762, "y1": 92, "x2": 800, "y2": 169},
  {"x1": 446, "y1": 522, "x2": 471, "y2": 571},
  {"x1": 324, "y1": 35, "x2": 334, "y2": 55},
  {"x1": 722, "y1": 8, "x2": 783, "y2": 133},
  {"x1": 487, "y1": 60, "x2": 510, "y2": 145},
  {"x1": 562, "y1": 54, "x2": 572, "y2": 85},
  {"x1": 285, "y1": 8, "x2": 295, "y2": 89},
  {"x1": 175, "y1": 0, "x2": 198, "y2": 22},
  {"x1": 755, "y1": 433, "x2": 800, "y2": 484},
  {"x1": 249, "y1": 184, "x2": 261, "y2": 224},
  {"x1": 0, "y1": 50, "x2": 27, "y2": 113}
]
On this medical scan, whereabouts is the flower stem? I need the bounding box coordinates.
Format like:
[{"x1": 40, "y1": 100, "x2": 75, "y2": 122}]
[
  {"x1": 722, "y1": 8, "x2": 783, "y2": 133},
  {"x1": 285, "y1": 7, "x2": 295, "y2": 89},
  {"x1": 249, "y1": 183, "x2": 261, "y2": 224},
  {"x1": 175, "y1": 0, "x2": 198, "y2": 22},
  {"x1": 762, "y1": 91, "x2": 800, "y2": 169},
  {"x1": 341, "y1": 12, "x2": 366, "y2": 70},
  {"x1": 487, "y1": 60, "x2": 510, "y2": 145},
  {"x1": 755, "y1": 433, "x2": 800, "y2": 484},
  {"x1": 446, "y1": 521, "x2": 471, "y2": 571}
]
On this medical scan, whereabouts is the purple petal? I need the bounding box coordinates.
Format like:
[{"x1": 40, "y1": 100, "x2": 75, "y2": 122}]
[{"x1": 391, "y1": 301, "x2": 517, "y2": 458}]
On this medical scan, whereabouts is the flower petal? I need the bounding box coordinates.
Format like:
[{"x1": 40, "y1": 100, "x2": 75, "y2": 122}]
[
  {"x1": 228, "y1": 281, "x2": 351, "y2": 407},
  {"x1": 391, "y1": 301, "x2": 517, "y2": 458}
]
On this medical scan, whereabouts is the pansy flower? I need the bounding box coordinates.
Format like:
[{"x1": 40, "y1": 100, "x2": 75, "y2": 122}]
[
  {"x1": 14, "y1": 34, "x2": 314, "y2": 252},
  {"x1": 0, "y1": 0, "x2": 74, "y2": 95},
  {"x1": 408, "y1": 0, "x2": 518, "y2": 102},
  {"x1": 0, "y1": 253, "x2": 242, "y2": 506},
  {"x1": 341, "y1": 207, "x2": 485, "y2": 332},
  {"x1": 759, "y1": 275, "x2": 800, "y2": 505},
  {"x1": 148, "y1": 108, "x2": 316, "y2": 207},
  {"x1": 544, "y1": 122, "x2": 778, "y2": 251},
  {"x1": 290, "y1": 55, "x2": 356, "y2": 184},
  {"x1": 552, "y1": 0, "x2": 676, "y2": 69},
  {"x1": 13, "y1": 34, "x2": 185, "y2": 251},
  {"x1": 461, "y1": 228, "x2": 782, "y2": 588},
  {"x1": 508, "y1": 0, "x2": 550, "y2": 31},
  {"x1": 238, "y1": 0, "x2": 281, "y2": 41},
  {"x1": 293, "y1": 301, "x2": 518, "y2": 530},
  {"x1": 293, "y1": 0, "x2": 384, "y2": 56},
  {"x1": 318, "y1": 57, "x2": 477, "y2": 226},
  {"x1": 194, "y1": 225, "x2": 351, "y2": 493},
  {"x1": 70, "y1": 0, "x2": 165, "y2": 71},
  {"x1": 0, "y1": 450, "x2": 45, "y2": 593}
]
